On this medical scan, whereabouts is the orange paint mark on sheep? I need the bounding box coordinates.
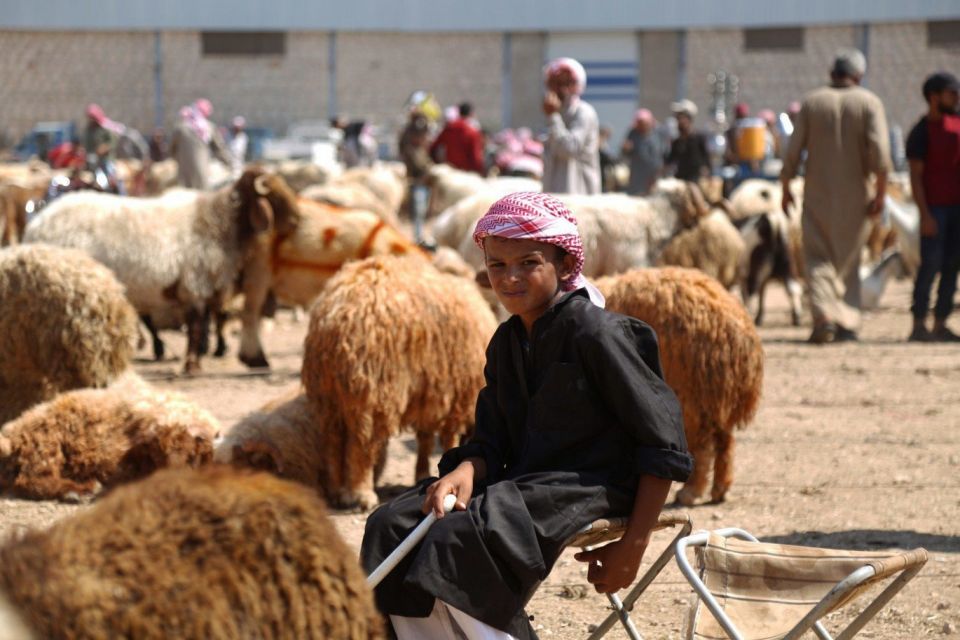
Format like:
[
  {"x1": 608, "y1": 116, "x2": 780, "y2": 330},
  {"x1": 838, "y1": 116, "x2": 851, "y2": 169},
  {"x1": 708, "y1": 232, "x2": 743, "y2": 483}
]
[
  {"x1": 322, "y1": 227, "x2": 337, "y2": 248},
  {"x1": 389, "y1": 242, "x2": 409, "y2": 255}
]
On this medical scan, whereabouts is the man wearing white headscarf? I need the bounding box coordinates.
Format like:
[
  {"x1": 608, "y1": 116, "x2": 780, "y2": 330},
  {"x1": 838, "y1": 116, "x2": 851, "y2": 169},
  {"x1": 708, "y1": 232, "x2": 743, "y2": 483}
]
[
  {"x1": 542, "y1": 57, "x2": 601, "y2": 194},
  {"x1": 781, "y1": 49, "x2": 892, "y2": 344}
]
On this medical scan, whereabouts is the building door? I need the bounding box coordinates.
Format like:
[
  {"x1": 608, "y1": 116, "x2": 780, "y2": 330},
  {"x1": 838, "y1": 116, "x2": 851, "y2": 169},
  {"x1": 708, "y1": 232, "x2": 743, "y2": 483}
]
[{"x1": 546, "y1": 32, "x2": 638, "y2": 149}]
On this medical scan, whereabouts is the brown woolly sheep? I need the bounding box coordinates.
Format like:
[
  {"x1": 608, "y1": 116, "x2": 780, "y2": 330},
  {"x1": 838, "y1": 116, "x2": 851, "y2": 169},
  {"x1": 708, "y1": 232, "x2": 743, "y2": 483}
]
[
  {"x1": 302, "y1": 255, "x2": 497, "y2": 510},
  {"x1": 0, "y1": 466, "x2": 384, "y2": 639},
  {"x1": 596, "y1": 267, "x2": 763, "y2": 506},
  {"x1": 0, "y1": 372, "x2": 219, "y2": 500},
  {"x1": 0, "y1": 244, "x2": 139, "y2": 424}
]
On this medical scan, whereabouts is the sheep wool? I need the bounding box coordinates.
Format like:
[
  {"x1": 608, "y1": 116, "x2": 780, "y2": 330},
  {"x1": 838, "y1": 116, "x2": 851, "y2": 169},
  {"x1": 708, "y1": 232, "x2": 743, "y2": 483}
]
[
  {"x1": 0, "y1": 466, "x2": 384, "y2": 640},
  {"x1": 0, "y1": 372, "x2": 220, "y2": 500},
  {"x1": 597, "y1": 267, "x2": 763, "y2": 505},
  {"x1": 215, "y1": 387, "x2": 326, "y2": 491},
  {"x1": 658, "y1": 209, "x2": 746, "y2": 289},
  {"x1": 0, "y1": 244, "x2": 138, "y2": 424},
  {"x1": 302, "y1": 255, "x2": 497, "y2": 510}
]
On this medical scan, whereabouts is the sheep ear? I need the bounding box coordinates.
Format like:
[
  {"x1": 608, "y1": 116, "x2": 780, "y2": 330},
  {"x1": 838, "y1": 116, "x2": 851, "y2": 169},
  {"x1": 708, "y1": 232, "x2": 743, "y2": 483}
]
[
  {"x1": 0, "y1": 435, "x2": 11, "y2": 458},
  {"x1": 250, "y1": 197, "x2": 274, "y2": 234}
]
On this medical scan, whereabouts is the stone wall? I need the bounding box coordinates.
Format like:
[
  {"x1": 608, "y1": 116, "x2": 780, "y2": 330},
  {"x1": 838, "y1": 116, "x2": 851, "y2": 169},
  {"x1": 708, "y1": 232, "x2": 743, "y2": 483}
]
[{"x1": 1, "y1": 24, "x2": 957, "y2": 150}]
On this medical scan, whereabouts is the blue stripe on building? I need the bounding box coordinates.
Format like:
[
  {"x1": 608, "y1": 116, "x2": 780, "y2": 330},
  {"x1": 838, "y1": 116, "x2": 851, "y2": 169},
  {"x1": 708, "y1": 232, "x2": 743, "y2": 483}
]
[{"x1": 586, "y1": 75, "x2": 638, "y2": 87}]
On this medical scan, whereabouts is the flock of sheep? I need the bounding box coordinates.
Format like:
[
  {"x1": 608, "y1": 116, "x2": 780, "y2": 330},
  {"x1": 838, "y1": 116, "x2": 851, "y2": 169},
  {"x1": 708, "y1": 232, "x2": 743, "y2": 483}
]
[{"x1": 0, "y1": 153, "x2": 919, "y2": 637}]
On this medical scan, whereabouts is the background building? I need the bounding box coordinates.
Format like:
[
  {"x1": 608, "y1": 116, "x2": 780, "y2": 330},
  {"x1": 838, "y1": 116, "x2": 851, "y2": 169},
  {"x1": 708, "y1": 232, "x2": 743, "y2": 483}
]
[{"x1": 1, "y1": 1, "x2": 959, "y2": 150}]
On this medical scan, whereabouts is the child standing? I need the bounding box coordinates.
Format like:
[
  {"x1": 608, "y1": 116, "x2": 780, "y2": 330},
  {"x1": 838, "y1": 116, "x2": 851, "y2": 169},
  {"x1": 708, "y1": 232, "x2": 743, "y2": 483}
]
[{"x1": 361, "y1": 192, "x2": 692, "y2": 639}]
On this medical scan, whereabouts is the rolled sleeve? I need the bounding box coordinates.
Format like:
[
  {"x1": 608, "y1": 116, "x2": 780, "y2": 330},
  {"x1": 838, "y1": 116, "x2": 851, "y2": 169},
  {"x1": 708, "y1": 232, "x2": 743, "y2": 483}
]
[{"x1": 634, "y1": 446, "x2": 694, "y2": 483}]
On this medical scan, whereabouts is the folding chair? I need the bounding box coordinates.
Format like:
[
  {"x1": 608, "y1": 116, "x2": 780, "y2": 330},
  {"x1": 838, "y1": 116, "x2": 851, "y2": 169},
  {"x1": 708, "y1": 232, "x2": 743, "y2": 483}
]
[
  {"x1": 674, "y1": 528, "x2": 929, "y2": 640},
  {"x1": 560, "y1": 512, "x2": 692, "y2": 640}
]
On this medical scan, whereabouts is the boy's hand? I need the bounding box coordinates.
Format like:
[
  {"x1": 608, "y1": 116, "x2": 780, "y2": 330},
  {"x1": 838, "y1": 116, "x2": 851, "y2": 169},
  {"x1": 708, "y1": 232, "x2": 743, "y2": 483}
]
[
  {"x1": 574, "y1": 534, "x2": 650, "y2": 594},
  {"x1": 421, "y1": 461, "x2": 476, "y2": 519}
]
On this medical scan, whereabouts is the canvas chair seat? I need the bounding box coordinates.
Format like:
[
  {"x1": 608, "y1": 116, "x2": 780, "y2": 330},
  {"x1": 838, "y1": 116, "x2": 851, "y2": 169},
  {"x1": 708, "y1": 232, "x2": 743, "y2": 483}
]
[
  {"x1": 559, "y1": 512, "x2": 692, "y2": 640},
  {"x1": 676, "y1": 529, "x2": 928, "y2": 640}
]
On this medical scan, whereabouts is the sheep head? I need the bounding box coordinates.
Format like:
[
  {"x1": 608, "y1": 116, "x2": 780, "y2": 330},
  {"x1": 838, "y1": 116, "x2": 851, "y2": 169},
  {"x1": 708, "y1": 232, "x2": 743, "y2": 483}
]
[
  {"x1": 678, "y1": 181, "x2": 711, "y2": 228},
  {"x1": 234, "y1": 168, "x2": 302, "y2": 240}
]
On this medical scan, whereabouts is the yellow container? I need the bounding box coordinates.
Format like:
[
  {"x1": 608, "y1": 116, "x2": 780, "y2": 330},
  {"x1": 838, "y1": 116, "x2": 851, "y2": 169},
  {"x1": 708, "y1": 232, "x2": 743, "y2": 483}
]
[{"x1": 736, "y1": 118, "x2": 767, "y2": 162}]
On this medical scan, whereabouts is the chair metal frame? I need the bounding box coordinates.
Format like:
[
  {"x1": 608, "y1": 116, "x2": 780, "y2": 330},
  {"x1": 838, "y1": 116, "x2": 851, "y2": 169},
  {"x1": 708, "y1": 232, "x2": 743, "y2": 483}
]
[
  {"x1": 562, "y1": 512, "x2": 693, "y2": 640},
  {"x1": 674, "y1": 528, "x2": 928, "y2": 640}
]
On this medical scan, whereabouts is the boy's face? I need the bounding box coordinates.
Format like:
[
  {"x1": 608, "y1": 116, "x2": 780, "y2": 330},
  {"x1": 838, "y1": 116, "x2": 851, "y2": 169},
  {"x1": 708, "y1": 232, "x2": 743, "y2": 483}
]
[{"x1": 483, "y1": 237, "x2": 576, "y2": 327}]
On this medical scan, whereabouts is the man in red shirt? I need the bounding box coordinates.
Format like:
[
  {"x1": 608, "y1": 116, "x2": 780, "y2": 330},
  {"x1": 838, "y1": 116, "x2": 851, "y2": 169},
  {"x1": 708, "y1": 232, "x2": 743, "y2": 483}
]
[
  {"x1": 906, "y1": 72, "x2": 960, "y2": 341},
  {"x1": 429, "y1": 102, "x2": 485, "y2": 174}
]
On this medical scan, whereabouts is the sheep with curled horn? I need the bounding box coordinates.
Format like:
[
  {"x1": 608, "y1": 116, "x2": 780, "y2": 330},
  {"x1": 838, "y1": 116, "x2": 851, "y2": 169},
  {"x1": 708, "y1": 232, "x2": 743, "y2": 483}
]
[{"x1": 23, "y1": 168, "x2": 301, "y2": 373}]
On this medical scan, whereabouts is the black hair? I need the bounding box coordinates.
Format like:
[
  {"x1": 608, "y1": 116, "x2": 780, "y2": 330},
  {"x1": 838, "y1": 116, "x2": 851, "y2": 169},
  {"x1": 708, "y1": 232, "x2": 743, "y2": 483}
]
[{"x1": 458, "y1": 102, "x2": 473, "y2": 118}]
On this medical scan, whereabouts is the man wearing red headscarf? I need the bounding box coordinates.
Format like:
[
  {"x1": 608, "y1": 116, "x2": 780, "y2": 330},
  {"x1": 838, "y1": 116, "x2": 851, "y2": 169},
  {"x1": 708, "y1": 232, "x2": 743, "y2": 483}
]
[{"x1": 542, "y1": 57, "x2": 601, "y2": 194}]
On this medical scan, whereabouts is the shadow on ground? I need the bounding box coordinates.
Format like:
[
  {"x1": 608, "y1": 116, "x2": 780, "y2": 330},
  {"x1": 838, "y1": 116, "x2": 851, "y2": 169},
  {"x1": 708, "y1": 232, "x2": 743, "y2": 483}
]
[{"x1": 762, "y1": 529, "x2": 960, "y2": 552}]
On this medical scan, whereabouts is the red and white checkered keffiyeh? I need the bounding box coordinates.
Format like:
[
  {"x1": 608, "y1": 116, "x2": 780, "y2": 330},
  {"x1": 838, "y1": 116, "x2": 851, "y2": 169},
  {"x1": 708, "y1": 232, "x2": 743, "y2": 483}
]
[{"x1": 473, "y1": 192, "x2": 605, "y2": 307}]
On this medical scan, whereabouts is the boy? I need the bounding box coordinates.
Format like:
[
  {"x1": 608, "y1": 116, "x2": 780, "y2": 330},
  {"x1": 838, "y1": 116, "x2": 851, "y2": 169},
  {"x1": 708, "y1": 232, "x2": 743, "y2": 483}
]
[{"x1": 361, "y1": 192, "x2": 692, "y2": 639}]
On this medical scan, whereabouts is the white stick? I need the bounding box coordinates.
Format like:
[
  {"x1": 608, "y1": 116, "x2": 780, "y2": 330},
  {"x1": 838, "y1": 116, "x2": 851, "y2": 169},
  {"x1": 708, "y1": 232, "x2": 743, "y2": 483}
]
[{"x1": 367, "y1": 493, "x2": 457, "y2": 588}]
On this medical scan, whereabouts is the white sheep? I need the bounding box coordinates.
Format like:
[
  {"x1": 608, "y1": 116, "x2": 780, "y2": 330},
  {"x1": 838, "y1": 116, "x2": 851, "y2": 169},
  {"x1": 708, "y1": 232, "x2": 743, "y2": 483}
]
[
  {"x1": 425, "y1": 164, "x2": 542, "y2": 218},
  {"x1": 658, "y1": 208, "x2": 746, "y2": 289},
  {"x1": 301, "y1": 164, "x2": 406, "y2": 227},
  {"x1": 435, "y1": 184, "x2": 710, "y2": 277},
  {"x1": 24, "y1": 169, "x2": 300, "y2": 373}
]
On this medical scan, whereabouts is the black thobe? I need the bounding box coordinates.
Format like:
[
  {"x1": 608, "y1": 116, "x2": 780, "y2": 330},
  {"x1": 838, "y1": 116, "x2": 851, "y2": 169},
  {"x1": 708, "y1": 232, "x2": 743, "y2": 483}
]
[{"x1": 361, "y1": 290, "x2": 693, "y2": 638}]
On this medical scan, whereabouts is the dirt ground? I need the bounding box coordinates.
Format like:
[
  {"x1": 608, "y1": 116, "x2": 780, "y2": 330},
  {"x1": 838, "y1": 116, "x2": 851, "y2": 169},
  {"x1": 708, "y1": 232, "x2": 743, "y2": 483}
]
[{"x1": 1, "y1": 277, "x2": 958, "y2": 638}]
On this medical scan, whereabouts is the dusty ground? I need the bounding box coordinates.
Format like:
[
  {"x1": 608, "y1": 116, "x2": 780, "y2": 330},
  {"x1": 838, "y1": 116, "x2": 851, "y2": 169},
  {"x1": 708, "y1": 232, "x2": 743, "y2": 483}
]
[{"x1": 1, "y1": 277, "x2": 958, "y2": 638}]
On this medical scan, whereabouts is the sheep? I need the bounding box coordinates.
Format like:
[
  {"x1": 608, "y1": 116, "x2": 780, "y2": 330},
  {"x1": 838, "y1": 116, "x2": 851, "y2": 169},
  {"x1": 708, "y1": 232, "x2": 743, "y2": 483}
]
[
  {"x1": 0, "y1": 161, "x2": 51, "y2": 191},
  {"x1": 24, "y1": 168, "x2": 301, "y2": 373},
  {"x1": 143, "y1": 158, "x2": 178, "y2": 195},
  {"x1": 0, "y1": 466, "x2": 384, "y2": 639},
  {"x1": 424, "y1": 163, "x2": 542, "y2": 219},
  {"x1": 0, "y1": 183, "x2": 46, "y2": 247},
  {"x1": 0, "y1": 244, "x2": 139, "y2": 425},
  {"x1": 0, "y1": 371, "x2": 219, "y2": 501},
  {"x1": 301, "y1": 255, "x2": 497, "y2": 510},
  {"x1": 301, "y1": 165, "x2": 406, "y2": 227},
  {"x1": 270, "y1": 158, "x2": 339, "y2": 192},
  {"x1": 737, "y1": 209, "x2": 805, "y2": 327},
  {"x1": 237, "y1": 198, "x2": 424, "y2": 367},
  {"x1": 435, "y1": 182, "x2": 711, "y2": 276},
  {"x1": 214, "y1": 387, "x2": 326, "y2": 490},
  {"x1": 657, "y1": 208, "x2": 746, "y2": 289},
  {"x1": 596, "y1": 267, "x2": 763, "y2": 506}
]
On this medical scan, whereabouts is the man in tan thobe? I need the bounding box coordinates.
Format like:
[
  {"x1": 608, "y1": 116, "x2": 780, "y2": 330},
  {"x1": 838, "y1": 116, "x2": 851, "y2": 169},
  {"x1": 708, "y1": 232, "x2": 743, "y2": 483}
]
[{"x1": 781, "y1": 49, "x2": 891, "y2": 344}]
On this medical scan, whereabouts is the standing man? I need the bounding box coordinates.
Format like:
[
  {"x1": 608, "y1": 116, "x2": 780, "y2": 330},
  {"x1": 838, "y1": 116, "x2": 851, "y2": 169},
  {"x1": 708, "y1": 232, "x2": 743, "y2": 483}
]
[
  {"x1": 781, "y1": 49, "x2": 892, "y2": 344},
  {"x1": 228, "y1": 116, "x2": 249, "y2": 179},
  {"x1": 429, "y1": 102, "x2": 485, "y2": 174},
  {"x1": 622, "y1": 109, "x2": 663, "y2": 195},
  {"x1": 542, "y1": 57, "x2": 601, "y2": 194},
  {"x1": 906, "y1": 72, "x2": 960, "y2": 342},
  {"x1": 169, "y1": 98, "x2": 233, "y2": 190},
  {"x1": 666, "y1": 99, "x2": 710, "y2": 182}
]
